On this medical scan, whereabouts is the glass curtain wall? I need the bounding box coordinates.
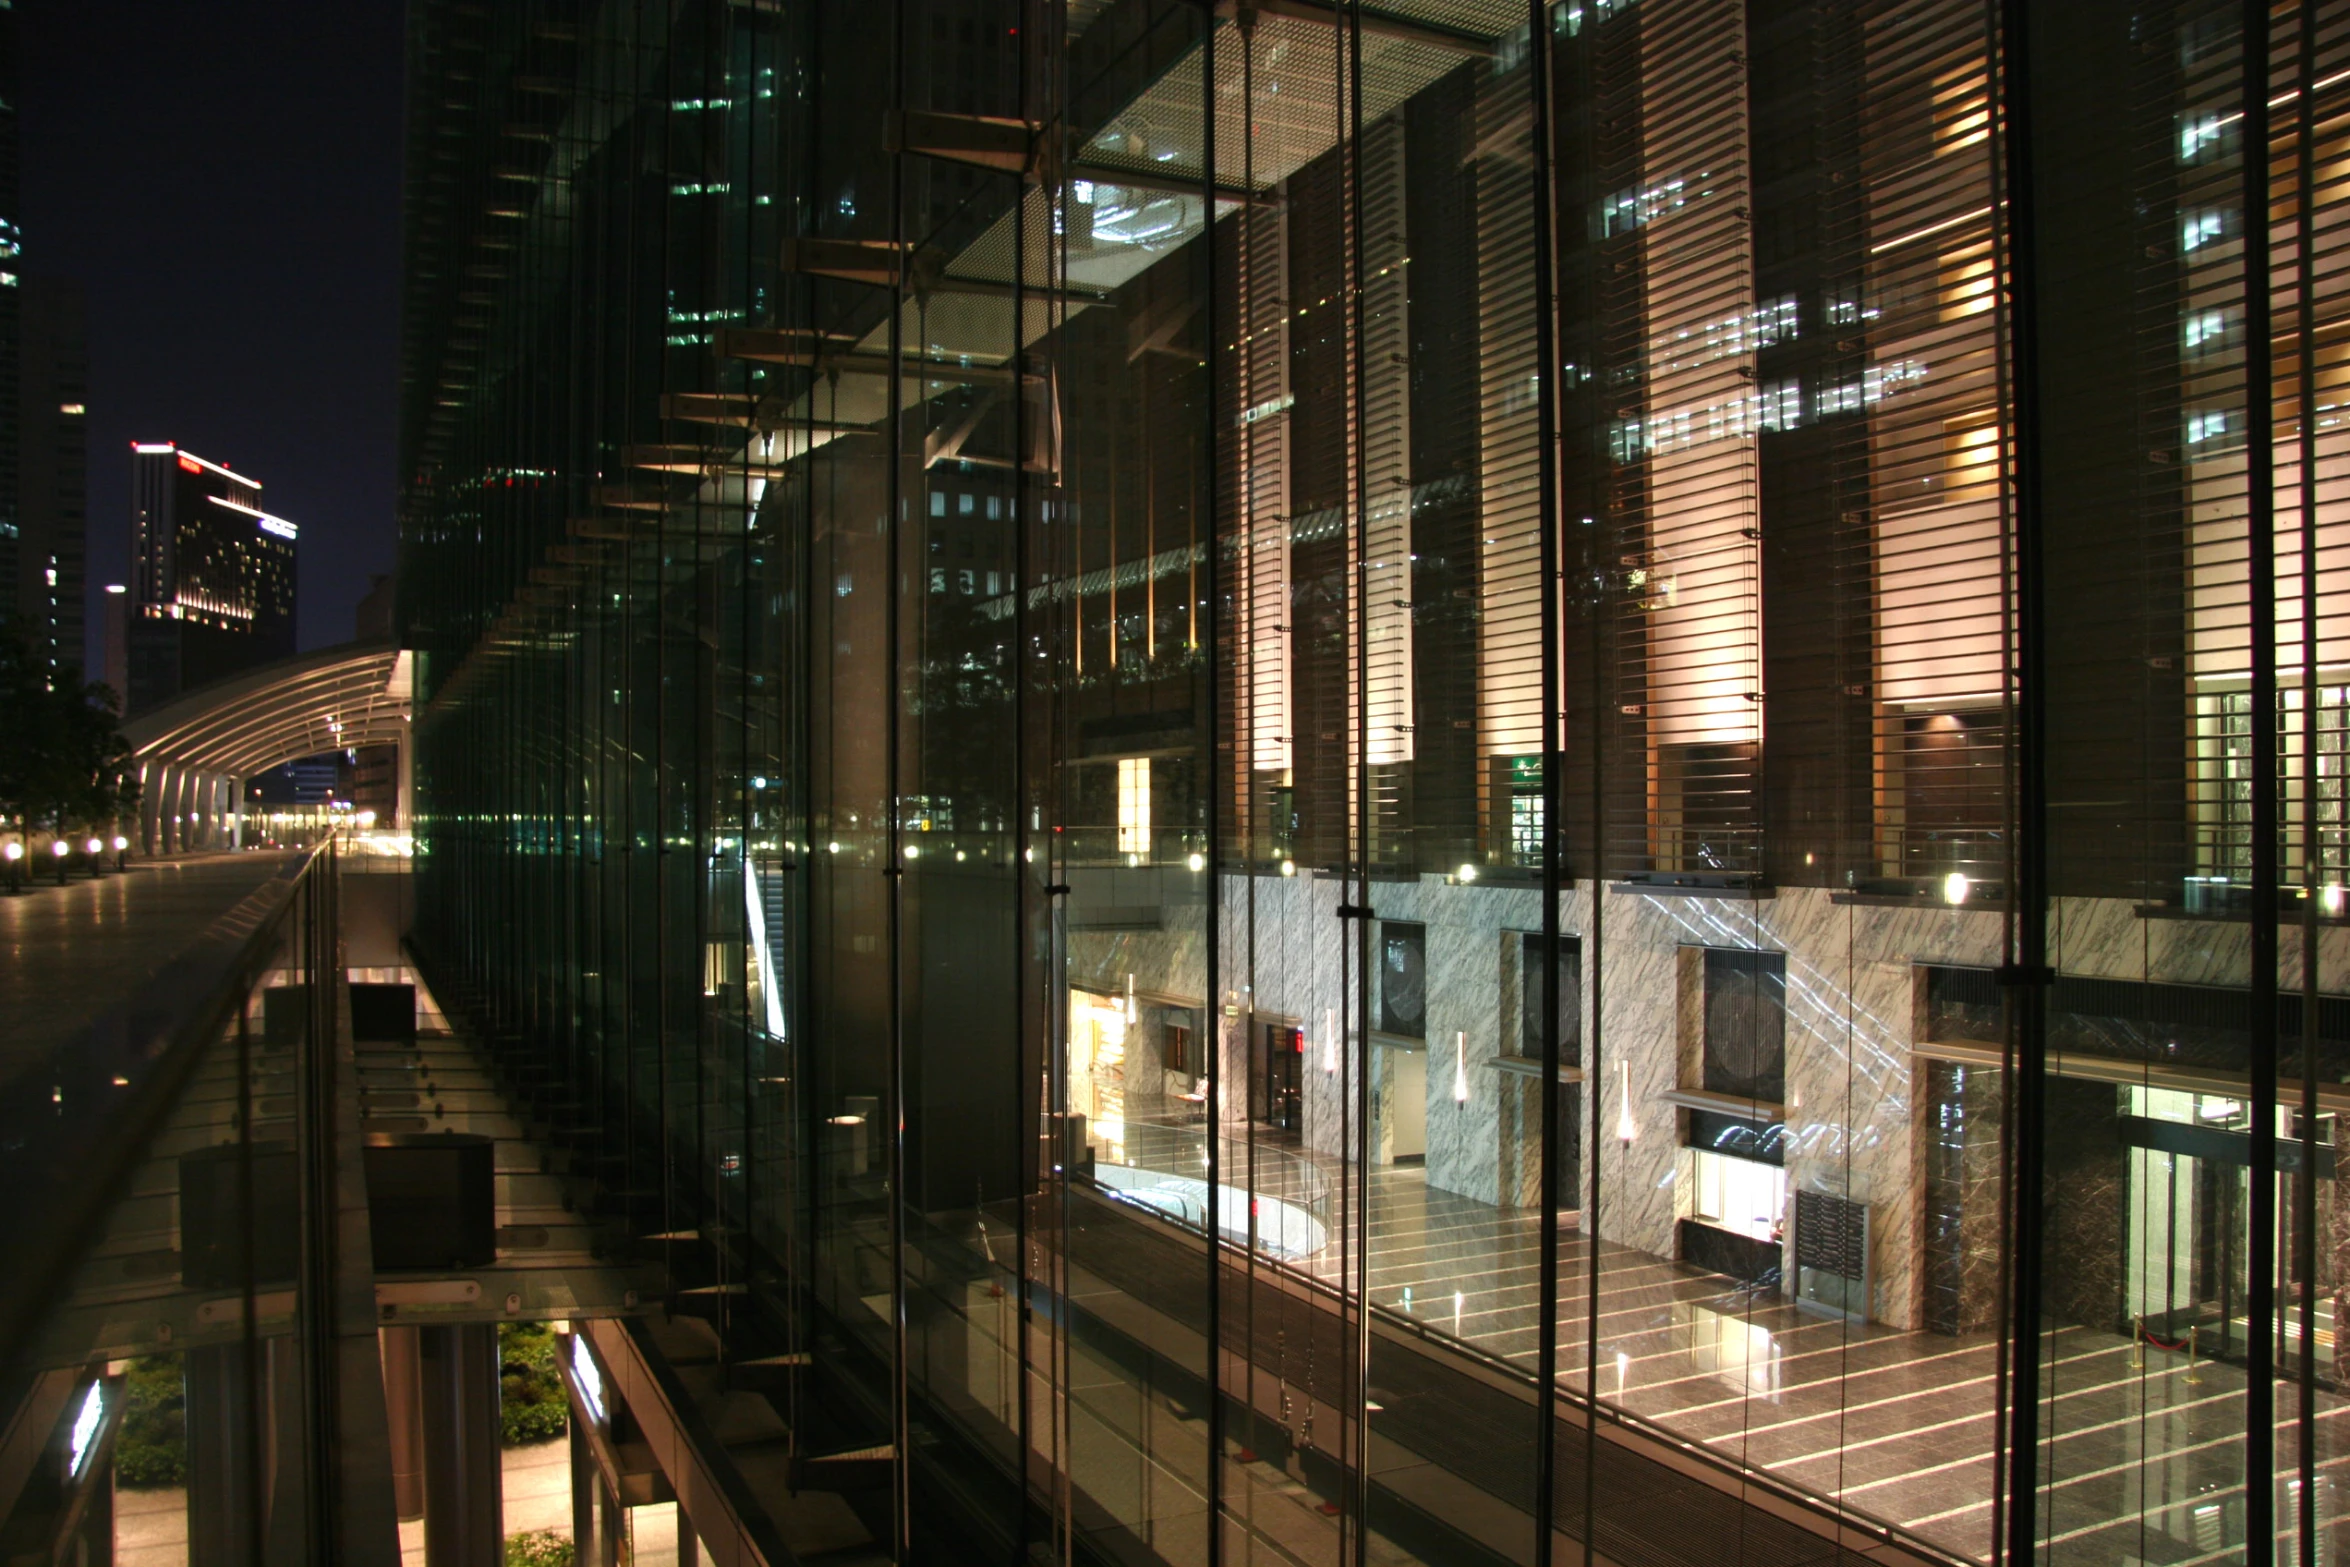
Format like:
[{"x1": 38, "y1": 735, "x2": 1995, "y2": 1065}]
[{"x1": 398, "y1": 0, "x2": 2350, "y2": 1561}]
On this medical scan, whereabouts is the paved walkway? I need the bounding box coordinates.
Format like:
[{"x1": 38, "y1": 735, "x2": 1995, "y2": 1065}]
[
  {"x1": 397, "y1": 1438, "x2": 573, "y2": 1566},
  {"x1": 0, "y1": 850, "x2": 300, "y2": 1086}
]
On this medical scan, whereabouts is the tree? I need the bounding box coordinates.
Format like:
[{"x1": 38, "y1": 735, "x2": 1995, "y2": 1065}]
[{"x1": 0, "y1": 626, "x2": 141, "y2": 841}]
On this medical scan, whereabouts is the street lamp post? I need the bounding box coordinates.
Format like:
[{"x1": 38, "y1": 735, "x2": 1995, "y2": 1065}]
[
  {"x1": 51, "y1": 839, "x2": 69, "y2": 885},
  {"x1": 85, "y1": 837, "x2": 105, "y2": 878},
  {"x1": 113, "y1": 835, "x2": 129, "y2": 873}
]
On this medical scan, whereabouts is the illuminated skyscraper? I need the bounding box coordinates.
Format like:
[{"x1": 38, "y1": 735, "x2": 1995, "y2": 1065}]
[
  {"x1": 15, "y1": 278, "x2": 88, "y2": 685},
  {"x1": 125, "y1": 441, "x2": 296, "y2": 714},
  {"x1": 0, "y1": 0, "x2": 24, "y2": 658}
]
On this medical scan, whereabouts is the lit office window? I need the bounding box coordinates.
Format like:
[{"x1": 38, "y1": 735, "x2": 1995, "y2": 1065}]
[{"x1": 1115, "y1": 757, "x2": 1150, "y2": 857}]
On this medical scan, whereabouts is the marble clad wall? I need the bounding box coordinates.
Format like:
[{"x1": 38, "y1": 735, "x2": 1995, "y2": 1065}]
[
  {"x1": 1587, "y1": 886, "x2": 2004, "y2": 1328},
  {"x1": 2048, "y1": 893, "x2": 2350, "y2": 987},
  {"x1": 1153, "y1": 869, "x2": 1564, "y2": 1202},
  {"x1": 1415, "y1": 878, "x2": 1546, "y2": 1207},
  {"x1": 1071, "y1": 868, "x2": 2287, "y2": 1332},
  {"x1": 1587, "y1": 891, "x2": 1739, "y2": 1262},
  {"x1": 1781, "y1": 889, "x2": 2001, "y2": 1329}
]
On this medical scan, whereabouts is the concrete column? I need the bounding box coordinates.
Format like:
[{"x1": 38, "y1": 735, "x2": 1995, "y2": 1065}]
[
  {"x1": 597, "y1": 1487, "x2": 621, "y2": 1567},
  {"x1": 183, "y1": 1339, "x2": 305, "y2": 1567},
  {"x1": 418, "y1": 1325, "x2": 503, "y2": 1566},
  {"x1": 148, "y1": 766, "x2": 169, "y2": 859},
  {"x1": 137, "y1": 762, "x2": 157, "y2": 857},
  {"x1": 568, "y1": 1418, "x2": 600, "y2": 1566},
  {"x1": 166, "y1": 767, "x2": 187, "y2": 856},
  {"x1": 77, "y1": 1445, "x2": 116, "y2": 1566},
  {"x1": 379, "y1": 1327, "x2": 426, "y2": 1520},
  {"x1": 182, "y1": 1342, "x2": 255, "y2": 1565}
]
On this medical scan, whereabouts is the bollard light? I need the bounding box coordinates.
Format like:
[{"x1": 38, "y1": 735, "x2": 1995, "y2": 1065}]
[{"x1": 3, "y1": 840, "x2": 19, "y2": 896}]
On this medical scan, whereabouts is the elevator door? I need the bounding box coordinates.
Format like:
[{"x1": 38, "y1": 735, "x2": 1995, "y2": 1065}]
[
  {"x1": 1386, "y1": 1048, "x2": 1427, "y2": 1161},
  {"x1": 2124, "y1": 1088, "x2": 2250, "y2": 1352},
  {"x1": 1263, "y1": 1023, "x2": 1302, "y2": 1133}
]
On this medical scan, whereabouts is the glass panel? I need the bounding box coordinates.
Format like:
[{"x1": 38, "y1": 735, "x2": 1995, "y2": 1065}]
[{"x1": 382, "y1": 0, "x2": 2350, "y2": 1561}]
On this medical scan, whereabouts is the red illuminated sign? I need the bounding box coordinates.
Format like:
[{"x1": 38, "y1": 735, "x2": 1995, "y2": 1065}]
[{"x1": 177, "y1": 455, "x2": 202, "y2": 474}]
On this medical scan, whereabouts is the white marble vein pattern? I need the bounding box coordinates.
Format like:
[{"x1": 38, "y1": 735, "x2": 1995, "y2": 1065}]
[
  {"x1": 1058, "y1": 870, "x2": 2299, "y2": 1331},
  {"x1": 1581, "y1": 887, "x2": 2010, "y2": 1327},
  {"x1": 2049, "y1": 893, "x2": 2350, "y2": 989}
]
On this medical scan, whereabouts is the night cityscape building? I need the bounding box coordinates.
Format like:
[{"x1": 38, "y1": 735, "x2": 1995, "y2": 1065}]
[
  {"x1": 0, "y1": 0, "x2": 26, "y2": 667},
  {"x1": 379, "y1": 0, "x2": 2350, "y2": 1561},
  {"x1": 124, "y1": 440, "x2": 296, "y2": 715},
  {"x1": 14, "y1": 277, "x2": 88, "y2": 685},
  {"x1": 15, "y1": 1, "x2": 2350, "y2": 1565}
]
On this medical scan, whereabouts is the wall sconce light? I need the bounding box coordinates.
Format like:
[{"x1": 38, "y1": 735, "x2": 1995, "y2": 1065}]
[
  {"x1": 1453, "y1": 1031, "x2": 1470, "y2": 1104},
  {"x1": 1124, "y1": 973, "x2": 1137, "y2": 1025},
  {"x1": 1942, "y1": 871, "x2": 1970, "y2": 905},
  {"x1": 1616, "y1": 1059, "x2": 1637, "y2": 1144},
  {"x1": 1323, "y1": 1007, "x2": 1338, "y2": 1075}
]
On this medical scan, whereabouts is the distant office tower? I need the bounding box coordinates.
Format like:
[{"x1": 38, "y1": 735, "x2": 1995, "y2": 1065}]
[
  {"x1": 98, "y1": 582, "x2": 125, "y2": 698},
  {"x1": 0, "y1": 0, "x2": 23, "y2": 660},
  {"x1": 353, "y1": 571, "x2": 394, "y2": 642},
  {"x1": 15, "y1": 278, "x2": 88, "y2": 685},
  {"x1": 125, "y1": 443, "x2": 296, "y2": 714}
]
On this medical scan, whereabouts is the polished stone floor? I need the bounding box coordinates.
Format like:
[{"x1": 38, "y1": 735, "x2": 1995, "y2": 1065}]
[
  {"x1": 1117, "y1": 1118, "x2": 2350, "y2": 1566},
  {"x1": 1341, "y1": 1169, "x2": 2345, "y2": 1564}
]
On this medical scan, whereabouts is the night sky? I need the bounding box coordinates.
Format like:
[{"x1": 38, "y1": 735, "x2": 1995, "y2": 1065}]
[{"x1": 20, "y1": 1, "x2": 406, "y2": 665}]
